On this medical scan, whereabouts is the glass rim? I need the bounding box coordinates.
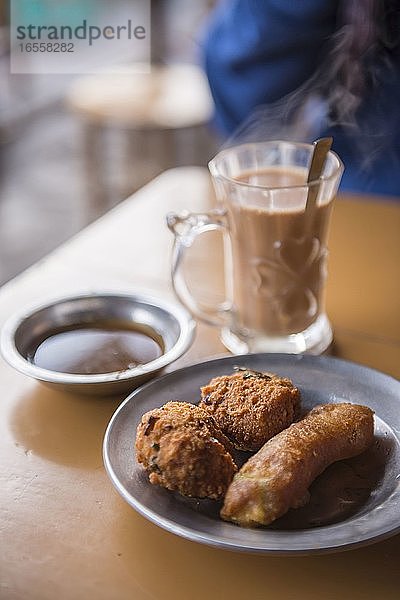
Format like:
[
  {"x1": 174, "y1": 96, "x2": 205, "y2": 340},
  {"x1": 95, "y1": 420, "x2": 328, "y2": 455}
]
[{"x1": 208, "y1": 140, "x2": 344, "y2": 191}]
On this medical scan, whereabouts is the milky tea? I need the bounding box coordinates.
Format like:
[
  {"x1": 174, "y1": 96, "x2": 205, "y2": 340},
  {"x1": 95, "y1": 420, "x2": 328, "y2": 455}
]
[{"x1": 228, "y1": 166, "x2": 333, "y2": 337}]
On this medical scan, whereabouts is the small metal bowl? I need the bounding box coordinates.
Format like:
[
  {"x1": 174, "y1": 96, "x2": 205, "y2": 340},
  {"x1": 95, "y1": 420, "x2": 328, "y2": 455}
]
[{"x1": 0, "y1": 291, "x2": 196, "y2": 395}]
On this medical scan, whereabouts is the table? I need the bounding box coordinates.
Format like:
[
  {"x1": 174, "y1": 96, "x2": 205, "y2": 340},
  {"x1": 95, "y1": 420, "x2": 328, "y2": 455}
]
[{"x1": 1, "y1": 167, "x2": 399, "y2": 600}]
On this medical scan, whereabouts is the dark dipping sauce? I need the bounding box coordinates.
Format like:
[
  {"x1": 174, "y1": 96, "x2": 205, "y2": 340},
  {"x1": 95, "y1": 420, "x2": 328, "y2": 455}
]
[{"x1": 30, "y1": 324, "x2": 164, "y2": 375}]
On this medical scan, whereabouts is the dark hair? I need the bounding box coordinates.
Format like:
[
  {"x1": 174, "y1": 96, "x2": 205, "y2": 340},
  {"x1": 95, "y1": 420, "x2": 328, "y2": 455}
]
[{"x1": 325, "y1": 0, "x2": 399, "y2": 123}]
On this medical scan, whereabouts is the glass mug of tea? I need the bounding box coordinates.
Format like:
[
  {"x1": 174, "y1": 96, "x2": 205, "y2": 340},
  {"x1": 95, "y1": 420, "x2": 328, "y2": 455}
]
[{"x1": 167, "y1": 141, "x2": 344, "y2": 354}]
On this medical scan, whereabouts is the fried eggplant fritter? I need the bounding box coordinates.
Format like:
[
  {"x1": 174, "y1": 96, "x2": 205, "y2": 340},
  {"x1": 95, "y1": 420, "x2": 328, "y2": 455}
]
[
  {"x1": 135, "y1": 401, "x2": 237, "y2": 499},
  {"x1": 199, "y1": 369, "x2": 300, "y2": 451},
  {"x1": 221, "y1": 403, "x2": 374, "y2": 527}
]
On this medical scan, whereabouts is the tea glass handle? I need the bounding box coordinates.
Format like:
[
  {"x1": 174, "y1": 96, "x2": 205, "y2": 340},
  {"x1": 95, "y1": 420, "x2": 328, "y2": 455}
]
[{"x1": 166, "y1": 210, "x2": 232, "y2": 327}]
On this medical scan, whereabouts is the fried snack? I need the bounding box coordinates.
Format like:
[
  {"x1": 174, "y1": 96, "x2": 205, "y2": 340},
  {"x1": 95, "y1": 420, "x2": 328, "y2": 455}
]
[
  {"x1": 135, "y1": 401, "x2": 237, "y2": 499},
  {"x1": 199, "y1": 369, "x2": 300, "y2": 451},
  {"x1": 221, "y1": 403, "x2": 374, "y2": 527}
]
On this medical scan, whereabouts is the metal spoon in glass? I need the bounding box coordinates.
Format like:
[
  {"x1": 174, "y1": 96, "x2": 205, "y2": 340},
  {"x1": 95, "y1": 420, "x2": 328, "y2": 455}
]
[{"x1": 305, "y1": 137, "x2": 333, "y2": 215}]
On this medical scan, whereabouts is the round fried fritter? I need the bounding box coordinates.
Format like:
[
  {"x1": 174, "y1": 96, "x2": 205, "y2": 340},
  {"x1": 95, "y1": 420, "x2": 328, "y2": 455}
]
[
  {"x1": 199, "y1": 370, "x2": 301, "y2": 451},
  {"x1": 135, "y1": 401, "x2": 237, "y2": 499}
]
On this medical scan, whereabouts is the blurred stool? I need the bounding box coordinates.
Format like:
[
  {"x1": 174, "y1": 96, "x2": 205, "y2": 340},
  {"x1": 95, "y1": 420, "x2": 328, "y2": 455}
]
[{"x1": 66, "y1": 63, "x2": 215, "y2": 220}]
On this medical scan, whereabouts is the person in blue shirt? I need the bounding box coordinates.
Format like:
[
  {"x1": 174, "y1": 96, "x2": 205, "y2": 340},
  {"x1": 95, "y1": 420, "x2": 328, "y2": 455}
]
[{"x1": 203, "y1": 0, "x2": 400, "y2": 197}]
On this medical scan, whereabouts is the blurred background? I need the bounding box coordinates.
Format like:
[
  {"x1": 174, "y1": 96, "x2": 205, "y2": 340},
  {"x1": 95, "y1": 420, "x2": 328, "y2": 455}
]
[{"x1": 0, "y1": 0, "x2": 218, "y2": 285}]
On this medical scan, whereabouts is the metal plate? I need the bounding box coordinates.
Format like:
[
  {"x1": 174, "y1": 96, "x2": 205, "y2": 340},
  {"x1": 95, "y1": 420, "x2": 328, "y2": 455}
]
[{"x1": 103, "y1": 354, "x2": 400, "y2": 554}]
